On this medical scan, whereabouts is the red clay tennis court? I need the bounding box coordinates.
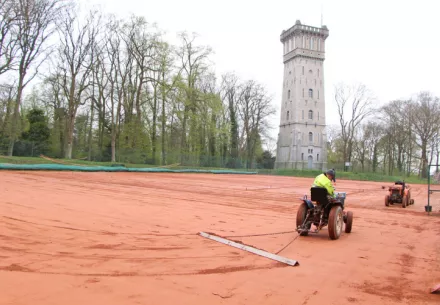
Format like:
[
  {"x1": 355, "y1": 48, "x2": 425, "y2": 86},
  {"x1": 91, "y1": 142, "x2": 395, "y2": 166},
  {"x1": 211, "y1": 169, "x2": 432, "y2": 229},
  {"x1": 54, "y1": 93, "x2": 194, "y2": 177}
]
[{"x1": 1, "y1": 171, "x2": 439, "y2": 304}]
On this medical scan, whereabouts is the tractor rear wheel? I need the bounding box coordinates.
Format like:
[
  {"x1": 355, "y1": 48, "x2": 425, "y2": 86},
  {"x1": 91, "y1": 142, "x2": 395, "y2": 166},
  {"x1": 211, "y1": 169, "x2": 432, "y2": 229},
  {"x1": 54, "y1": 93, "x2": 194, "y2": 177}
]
[
  {"x1": 402, "y1": 196, "x2": 407, "y2": 208},
  {"x1": 385, "y1": 195, "x2": 390, "y2": 206},
  {"x1": 410, "y1": 199, "x2": 415, "y2": 205},
  {"x1": 345, "y1": 211, "x2": 353, "y2": 233},
  {"x1": 296, "y1": 203, "x2": 310, "y2": 236},
  {"x1": 328, "y1": 205, "x2": 343, "y2": 240}
]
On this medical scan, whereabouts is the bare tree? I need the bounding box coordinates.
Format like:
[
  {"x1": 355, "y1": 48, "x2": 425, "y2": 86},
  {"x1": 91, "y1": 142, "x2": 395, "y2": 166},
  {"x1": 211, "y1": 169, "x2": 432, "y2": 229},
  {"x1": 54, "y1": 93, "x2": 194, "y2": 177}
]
[
  {"x1": 55, "y1": 8, "x2": 101, "y2": 159},
  {"x1": 361, "y1": 121, "x2": 384, "y2": 172},
  {"x1": 0, "y1": 0, "x2": 19, "y2": 75},
  {"x1": 177, "y1": 32, "x2": 212, "y2": 162},
  {"x1": 7, "y1": 0, "x2": 65, "y2": 156},
  {"x1": 334, "y1": 82, "x2": 376, "y2": 169},
  {"x1": 381, "y1": 99, "x2": 413, "y2": 175},
  {"x1": 411, "y1": 91, "x2": 440, "y2": 178},
  {"x1": 325, "y1": 124, "x2": 340, "y2": 152},
  {"x1": 157, "y1": 41, "x2": 181, "y2": 165},
  {"x1": 238, "y1": 80, "x2": 275, "y2": 168},
  {"x1": 0, "y1": 83, "x2": 17, "y2": 136},
  {"x1": 103, "y1": 16, "x2": 123, "y2": 162},
  {"x1": 220, "y1": 72, "x2": 240, "y2": 163}
]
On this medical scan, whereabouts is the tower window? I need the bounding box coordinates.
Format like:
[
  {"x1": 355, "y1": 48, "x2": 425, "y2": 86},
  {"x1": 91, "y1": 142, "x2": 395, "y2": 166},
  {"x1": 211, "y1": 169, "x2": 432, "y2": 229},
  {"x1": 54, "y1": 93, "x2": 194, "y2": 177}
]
[
  {"x1": 286, "y1": 111, "x2": 290, "y2": 120},
  {"x1": 308, "y1": 89, "x2": 313, "y2": 98},
  {"x1": 302, "y1": 88, "x2": 304, "y2": 97},
  {"x1": 318, "y1": 39, "x2": 321, "y2": 51},
  {"x1": 308, "y1": 110, "x2": 313, "y2": 120},
  {"x1": 310, "y1": 37, "x2": 314, "y2": 50},
  {"x1": 309, "y1": 132, "x2": 313, "y2": 143},
  {"x1": 287, "y1": 90, "x2": 290, "y2": 99},
  {"x1": 302, "y1": 110, "x2": 304, "y2": 119},
  {"x1": 302, "y1": 66, "x2": 304, "y2": 75},
  {"x1": 317, "y1": 154, "x2": 319, "y2": 161}
]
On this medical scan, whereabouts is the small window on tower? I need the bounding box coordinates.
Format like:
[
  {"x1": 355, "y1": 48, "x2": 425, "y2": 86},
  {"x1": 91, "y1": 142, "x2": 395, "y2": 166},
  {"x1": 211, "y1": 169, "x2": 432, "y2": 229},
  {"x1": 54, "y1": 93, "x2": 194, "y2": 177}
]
[
  {"x1": 308, "y1": 89, "x2": 313, "y2": 98},
  {"x1": 308, "y1": 110, "x2": 313, "y2": 120},
  {"x1": 302, "y1": 66, "x2": 304, "y2": 75},
  {"x1": 302, "y1": 88, "x2": 305, "y2": 97},
  {"x1": 301, "y1": 153, "x2": 304, "y2": 160},
  {"x1": 317, "y1": 154, "x2": 320, "y2": 161},
  {"x1": 309, "y1": 132, "x2": 313, "y2": 143},
  {"x1": 286, "y1": 111, "x2": 290, "y2": 120},
  {"x1": 302, "y1": 110, "x2": 304, "y2": 119},
  {"x1": 287, "y1": 90, "x2": 290, "y2": 99}
]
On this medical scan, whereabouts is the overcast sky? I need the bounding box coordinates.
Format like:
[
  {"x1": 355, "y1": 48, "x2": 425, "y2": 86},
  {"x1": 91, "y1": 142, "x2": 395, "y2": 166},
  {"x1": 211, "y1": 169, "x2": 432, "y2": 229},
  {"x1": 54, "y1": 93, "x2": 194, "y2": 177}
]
[{"x1": 79, "y1": 0, "x2": 440, "y2": 143}]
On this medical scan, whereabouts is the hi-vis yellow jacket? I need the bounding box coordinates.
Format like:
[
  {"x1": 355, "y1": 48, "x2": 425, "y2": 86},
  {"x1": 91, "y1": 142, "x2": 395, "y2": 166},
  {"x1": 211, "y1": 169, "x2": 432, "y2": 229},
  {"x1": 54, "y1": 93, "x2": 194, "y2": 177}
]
[{"x1": 312, "y1": 173, "x2": 335, "y2": 197}]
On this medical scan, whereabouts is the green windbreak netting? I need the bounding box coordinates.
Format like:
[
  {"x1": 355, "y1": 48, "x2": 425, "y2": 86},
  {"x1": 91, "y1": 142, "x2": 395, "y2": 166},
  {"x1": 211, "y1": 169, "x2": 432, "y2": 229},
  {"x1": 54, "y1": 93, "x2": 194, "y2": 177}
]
[{"x1": 0, "y1": 163, "x2": 257, "y2": 175}]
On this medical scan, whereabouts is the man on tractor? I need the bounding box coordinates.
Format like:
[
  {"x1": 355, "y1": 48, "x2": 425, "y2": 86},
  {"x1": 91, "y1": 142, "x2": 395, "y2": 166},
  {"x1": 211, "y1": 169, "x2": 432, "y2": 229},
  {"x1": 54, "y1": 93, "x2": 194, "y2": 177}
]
[
  {"x1": 331, "y1": 168, "x2": 336, "y2": 185},
  {"x1": 312, "y1": 169, "x2": 336, "y2": 199}
]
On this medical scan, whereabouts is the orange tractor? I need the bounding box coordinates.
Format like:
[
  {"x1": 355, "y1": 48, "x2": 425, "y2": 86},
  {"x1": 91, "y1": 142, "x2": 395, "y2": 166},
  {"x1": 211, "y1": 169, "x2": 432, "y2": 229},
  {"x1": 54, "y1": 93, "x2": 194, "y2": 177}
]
[{"x1": 385, "y1": 181, "x2": 414, "y2": 208}]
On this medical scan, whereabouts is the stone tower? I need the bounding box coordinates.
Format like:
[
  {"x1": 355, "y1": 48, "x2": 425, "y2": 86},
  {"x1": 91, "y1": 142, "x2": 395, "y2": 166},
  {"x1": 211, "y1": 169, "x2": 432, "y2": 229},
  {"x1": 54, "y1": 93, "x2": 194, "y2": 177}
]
[{"x1": 275, "y1": 20, "x2": 329, "y2": 170}]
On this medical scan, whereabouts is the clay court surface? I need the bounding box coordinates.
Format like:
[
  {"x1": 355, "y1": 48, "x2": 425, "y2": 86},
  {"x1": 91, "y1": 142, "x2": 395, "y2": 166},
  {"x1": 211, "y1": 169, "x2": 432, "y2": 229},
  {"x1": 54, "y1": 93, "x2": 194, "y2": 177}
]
[{"x1": 1, "y1": 171, "x2": 440, "y2": 305}]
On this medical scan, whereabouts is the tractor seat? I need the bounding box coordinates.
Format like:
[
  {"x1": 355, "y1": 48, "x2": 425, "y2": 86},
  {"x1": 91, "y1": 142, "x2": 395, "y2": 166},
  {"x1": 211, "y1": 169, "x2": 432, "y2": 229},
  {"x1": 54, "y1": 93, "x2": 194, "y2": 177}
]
[{"x1": 310, "y1": 187, "x2": 329, "y2": 205}]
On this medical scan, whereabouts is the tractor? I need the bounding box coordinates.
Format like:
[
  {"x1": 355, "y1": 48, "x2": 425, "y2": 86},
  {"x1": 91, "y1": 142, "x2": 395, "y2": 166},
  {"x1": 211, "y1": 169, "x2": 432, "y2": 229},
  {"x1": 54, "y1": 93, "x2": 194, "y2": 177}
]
[
  {"x1": 385, "y1": 181, "x2": 414, "y2": 208},
  {"x1": 296, "y1": 187, "x2": 353, "y2": 240}
]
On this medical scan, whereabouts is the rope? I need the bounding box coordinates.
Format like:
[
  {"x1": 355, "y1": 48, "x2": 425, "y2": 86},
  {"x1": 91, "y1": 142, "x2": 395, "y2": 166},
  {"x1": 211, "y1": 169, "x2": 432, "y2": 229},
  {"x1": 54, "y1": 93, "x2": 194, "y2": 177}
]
[
  {"x1": 224, "y1": 230, "x2": 296, "y2": 238},
  {"x1": 224, "y1": 229, "x2": 300, "y2": 256},
  {"x1": 275, "y1": 234, "x2": 300, "y2": 254}
]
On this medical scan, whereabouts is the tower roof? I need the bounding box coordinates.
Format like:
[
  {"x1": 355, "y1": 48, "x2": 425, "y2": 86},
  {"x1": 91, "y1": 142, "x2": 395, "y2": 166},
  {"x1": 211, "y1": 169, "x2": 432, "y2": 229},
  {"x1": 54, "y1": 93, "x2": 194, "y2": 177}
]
[{"x1": 280, "y1": 22, "x2": 329, "y2": 43}]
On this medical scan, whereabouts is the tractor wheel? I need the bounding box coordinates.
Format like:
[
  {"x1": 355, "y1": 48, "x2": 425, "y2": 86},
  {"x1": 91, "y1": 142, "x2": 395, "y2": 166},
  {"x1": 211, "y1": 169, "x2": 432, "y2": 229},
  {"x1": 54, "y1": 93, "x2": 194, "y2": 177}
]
[
  {"x1": 385, "y1": 195, "x2": 390, "y2": 207},
  {"x1": 345, "y1": 211, "x2": 353, "y2": 233},
  {"x1": 402, "y1": 196, "x2": 407, "y2": 208},
  {"x1": 328, "y1": 205, "x2": 343, "y2": 240},
  {"x1": 410, "y1": 199, "x2": 415, "y2": 205},
  {"x1": 296, "y1": 203, "x2": 310, "y2": 236}
]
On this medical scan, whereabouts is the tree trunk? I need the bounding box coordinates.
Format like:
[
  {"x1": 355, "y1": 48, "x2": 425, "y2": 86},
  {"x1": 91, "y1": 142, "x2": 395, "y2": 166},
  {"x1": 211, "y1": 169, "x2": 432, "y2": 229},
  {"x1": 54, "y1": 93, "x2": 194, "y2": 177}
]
[
  {"x1": 161, "y1": 76, "x2": 166, "y2": 165},
  {"x1": 87, "y1": 99, "x2": 94, "y2": 161},
  {"x1": 8, "y1": 76, "x2": 24, "y2": 156},
  {"x1": 64, "y1": 77, "x2": 76, "y2": 159},
  {"x1": 151, "y1": 85, "x2": 157, "y2": 164},
  {"x1": 65, "y1": 115, "x2": 75, "y2": 159}
]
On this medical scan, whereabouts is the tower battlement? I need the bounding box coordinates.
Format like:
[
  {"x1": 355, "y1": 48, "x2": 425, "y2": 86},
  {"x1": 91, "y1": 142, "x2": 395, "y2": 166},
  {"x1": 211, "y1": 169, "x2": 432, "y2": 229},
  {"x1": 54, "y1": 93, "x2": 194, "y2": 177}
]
[{"x1": 281, "y1": 20, "x2": 329, "y2": 43}]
